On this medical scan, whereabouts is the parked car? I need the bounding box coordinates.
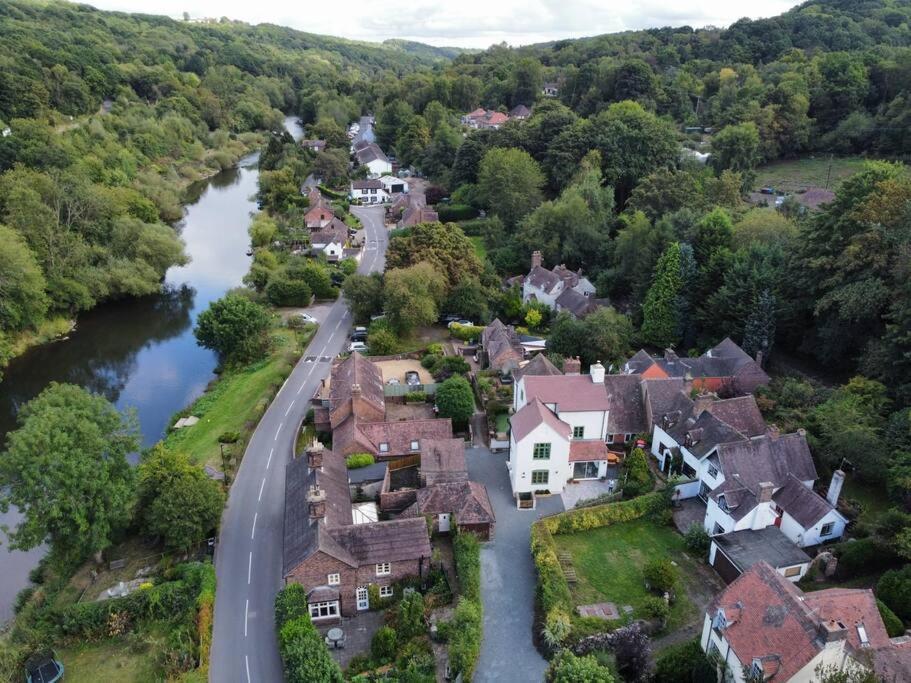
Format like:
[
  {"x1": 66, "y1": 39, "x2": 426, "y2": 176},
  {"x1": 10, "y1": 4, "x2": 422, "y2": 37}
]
[
  {"x1": 386, "y1": 378, "x2": 400, "y2": 385},
  {"x1": 351, "y1": 326, "x2": 368, "y2": 342},
  {"x1": 295, "y1": 313, "x2": 317, "y2": 324},
  {"x1": 405, "y1": 371, "x2": 421, "y2": 386},
  {"x1": 760, "y1": 186, "x2": 776, "y2": 195},
  {"x1": 348, "y1": 341, "x2": 367, "y2": 353},
  {"x1": 440, "y1": 314, "x2": 461, "y2": 324},
  {"x1": 25, "y1": 652, "x2": 64, "y2": 683}
]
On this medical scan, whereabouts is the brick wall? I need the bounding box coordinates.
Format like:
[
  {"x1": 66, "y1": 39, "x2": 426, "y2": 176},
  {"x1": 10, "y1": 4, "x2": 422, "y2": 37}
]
[{"x1": 379, "y1": 489, "x2": 418, "y2": 512}]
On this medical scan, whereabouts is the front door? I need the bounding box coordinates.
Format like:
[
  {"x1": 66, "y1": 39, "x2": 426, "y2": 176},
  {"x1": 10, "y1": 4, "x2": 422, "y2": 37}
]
[
  {"x1": 356, "y1": 586, "x2": 369, "y2": 611},
  {"x1": 438, "y1": 513, "x2": 451, "y2": 533}
]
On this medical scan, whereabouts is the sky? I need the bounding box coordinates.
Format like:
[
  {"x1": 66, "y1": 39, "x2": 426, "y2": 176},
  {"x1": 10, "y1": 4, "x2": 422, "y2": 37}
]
[{"x1": 86, "y1": 0, "x2": 803, "y2": 49}]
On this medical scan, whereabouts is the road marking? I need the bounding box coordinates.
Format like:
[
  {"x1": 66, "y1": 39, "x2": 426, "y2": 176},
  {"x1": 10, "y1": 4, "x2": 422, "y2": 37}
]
[
  {"x1": 245, "y1": 655, "x2": 251, "y2": 683},
  {"x1": 284, "y1": 400, "x2": 295, "y2": 416},
  {"x1": 296, "y1": 382, "x2": 305, "y2": 394},
  {"x1": 258, "y1": 477, "x2": 266, "y2": 502},
  {"x1": 267, "y1": 448, "x2": 274, "y2": 469},
  {"x1": 334, "y1": 319, "x2": 342, "y2": 332},
  {"x1": 274, "y1": 423, "x2": 282, "y2": 440},
  {"x1": 248, "y1": 551, "x2": 253, "y2": 584},
  {"x1": 251, "y1": 513, "x2": 257, "y2": 539},
  {"x1": 244, "y1": 599, "x2": 249, "y2": 637}
]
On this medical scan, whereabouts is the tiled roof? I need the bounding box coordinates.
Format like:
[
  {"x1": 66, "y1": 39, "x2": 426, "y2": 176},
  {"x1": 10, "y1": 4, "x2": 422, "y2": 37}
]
[
  {"x1": 515, "y1": 354, "x2": 563, "y2": 380},
  {"x1": 311, "y1": 218, "x2": 348, "y2": 247},
  {"x1": 569, "y1": 440, "x2": 610, "y2": 462},
  {"x1": 622, "y1": 338, "x2": 769, "y2": 387},
  {"x1": 420, "y1": 438, "x2": 468, "y2": 485},
  {"x1": 705, "y1": 396, "x2": 767, "y2": 437},
  {"x1": 772, "y1": 474, "x2": 838, "y2": 527},
  {"x1": 357, "y1": 418, "x2": 453, "y2": 457},
  {"x1": 668, "y1": 408, "x2": 748, "y2": 458},
  {"x1": 642, "y1": 378, "x2": 688, "y2": 427},
  {"x1": 483, "y1": 319, "x2": 523, "y2": 371},
  {"x1": 356, "y1": 143, "x2": 389, "y2": 165},
  {"x1": 328, "y1": 517, "x2": 431, "y2": 565},
  {"x1": 804, "y1": 588, "x2": 891, "y2": 650},
  {"x1": 328, "y1": 354, "x2": 385, "y2": 429},
  {"x1": 416, "y1": 481, "x2": 495, "y2": 525},
  {"x1": 509, "y1": 104, "x2": 531, "y2": 117},
  {"x1": 526, "y1": 265, "x2": 561, "y2": 293},
  {"x1": 555, "y1": 287, "x2": 602, "y2": 318},
  {"x1": 524, "y1": 374, "x2": 611, "y2": 412},
  {"x1": 603, "y1": 374, "x2": 646, "y2": 435},
  {"x1": 510, "y1": 398, "x2": 570, "y2": 442},
  {"x1": 874, "y1": 641, "x2": 911, "y2": 683}
]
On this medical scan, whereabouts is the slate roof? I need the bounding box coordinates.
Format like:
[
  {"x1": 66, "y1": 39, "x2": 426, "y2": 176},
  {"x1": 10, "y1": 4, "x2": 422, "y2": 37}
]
[
  {"x1": 346, "y1": 461, "x2": 388, "y2": 484},
  {"x1": 603, "y1": 374, "x2": 646, "y2": 435},
  {"x1": 772, "y1": 474, "x2": 838, "y2": 527},
  {"x1": 525, "y1": 265, "x2": 561, "y2": 293},
  {"x1": 329, "y1": 517, "x2": 431, "y2": 565},
  {"x1": 509, "y1": 104, "x2": 531, "y2": 118},
  {"x1": 352, "y1": 179, "x2": 383, "y2": 190},
  {"x1": 668, "y1": 408, "x2": 748, "y2": 459},
  {"x1": 356, "y1": 143, "x2": 389, "y2": 165},
  {"x1": 420, "y1": 438, "x2": 468, "y2": 485},
  {"x1": 713, "y1": 527, "x2": 810, "y2": 573},
  {"x1": 514, "y1": 353, "x2": 563, "y2": 380},
  {"x1": 510, "y1": 398, "x2": 570, "y2": 442},
  {"x1": 642, "y1": 378, "x2": 688, "y2": 428},
  {"x1": 555, "y1": 287, "x2": 603, "y2": 318},
  {"x1": 705, "y1": 396, "x2": 767, "y2": 438},
  {"x1": 625, "y1": 349, "x2": 656, "y2": 374},
  {"x1": 523, "y1": 374, "x2": 611, "y2": 412},
  {"x1": 482, "y1": 319, "x2": 524, "y2": 371},
  {"x1": 415, "y1": 481, "x2": 495, "y2": 525},
  {"x1": 622, "y1": 338, "x2": 769, "y2": 386}
]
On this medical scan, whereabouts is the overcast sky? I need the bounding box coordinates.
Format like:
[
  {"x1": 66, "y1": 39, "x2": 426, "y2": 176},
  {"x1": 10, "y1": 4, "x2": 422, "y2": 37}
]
[{"x1": 87, "y1": 0, "x2": 802, "y2": 49}]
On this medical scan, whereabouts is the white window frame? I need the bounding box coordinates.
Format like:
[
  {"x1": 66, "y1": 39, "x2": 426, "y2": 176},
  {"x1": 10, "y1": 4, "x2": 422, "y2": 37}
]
[
  {"x1": 410, "y1": 440, "x2": 419, "y2": 451},
  {"x1": 707, "y1": 464, "x2": 719, "y2": 478},
  {"x1": 327, "y1": 573, "x2": 340, "y2": 586},
  {"x1": 356, "y1": 586, "x2": 369, "y2": 610},
  {"x1": 820, "y1": 522, "x2": 834, "y2": 537},
  {"x1": 309, "y1": 601, "x2": 339, "y2": 620},
  {"x1": 379, "y1": 442, "x2": 389, "y2": 453},
  {"x1": 376, "y1": 562, "x2": 391, "y2": 576},
  {"x1": 379, "y1": 585, "x2": 393, "y2": 598}
]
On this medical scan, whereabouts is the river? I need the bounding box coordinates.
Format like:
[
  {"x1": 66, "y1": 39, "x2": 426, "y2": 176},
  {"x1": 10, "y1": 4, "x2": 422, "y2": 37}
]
[{"x1": 0, "y1": 115, "x2": 304, "y2": 624}]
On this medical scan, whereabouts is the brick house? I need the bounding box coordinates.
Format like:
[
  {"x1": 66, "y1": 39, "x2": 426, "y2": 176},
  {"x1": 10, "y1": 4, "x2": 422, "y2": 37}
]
[{"x1": 283, "y1": 444, "x2": 431, "y2": 621}]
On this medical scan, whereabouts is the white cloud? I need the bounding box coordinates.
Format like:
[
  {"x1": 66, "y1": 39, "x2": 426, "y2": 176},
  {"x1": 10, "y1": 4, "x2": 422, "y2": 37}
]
[{"x1": 86, "y1": 0, "x2": 801, "y2": 49}]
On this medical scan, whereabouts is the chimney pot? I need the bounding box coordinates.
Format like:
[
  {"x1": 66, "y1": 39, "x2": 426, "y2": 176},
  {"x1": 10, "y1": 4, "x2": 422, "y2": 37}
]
[
  {"x1": 590, "y1": 360, "x2": 605, "y2": 384},
  {"x1": 767, "y1": 424, "x2": 781, "y2": 440},
  {"x1": 564, "y1": 356, "x2": 581, "y2": 375}
]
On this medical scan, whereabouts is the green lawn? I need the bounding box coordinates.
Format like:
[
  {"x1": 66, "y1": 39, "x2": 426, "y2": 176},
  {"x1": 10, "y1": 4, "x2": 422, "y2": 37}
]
[
  {"x1": 161, "y1": 324, "x2": 314, "y2": 468},
  {"x1": 495, "y1": 413, "x2": 509, "y2": 434},
  {"x1": 469, "y1": 236, "x2": 487, "y2": 261},
  {"x1": 56, "y1": 625, "x2": 168, "y2": 682},
  {"x1": 753, "y1": 156, "x2": 868, "y2": 193},
  {"x1": 842, "y1": 477, "x2": 891, "y2": 524},
  {"x1": 554, "y1": 519, "x2": 702, "y2": 630}
]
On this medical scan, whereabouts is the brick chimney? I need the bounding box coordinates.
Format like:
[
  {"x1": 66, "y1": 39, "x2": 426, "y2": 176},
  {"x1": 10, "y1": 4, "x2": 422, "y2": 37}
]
[
  {"x1": 307, "y1": 441, "x2": 324, "y2": 469},
  {"x1": 564, "y1": 356, "x2": 581, "y2": 375},
  {"x1": 308, "y1": 482, "x2": 327, "y2": 520},
  {"x1": 766, "y1": 424, "x2": 781, "y2": 440},
  {"x1": 693, "y1": 393, "x2": 714, "y2": 416},
  {"x1": 818, "y1": 619, "x2": 848, "y2": 646},
  {"x1": 531, "y1": 250, "x2": 543, "y2": 269},
  {"x1": 757, "y1": 481, "x2": 774, "y2": 503}
]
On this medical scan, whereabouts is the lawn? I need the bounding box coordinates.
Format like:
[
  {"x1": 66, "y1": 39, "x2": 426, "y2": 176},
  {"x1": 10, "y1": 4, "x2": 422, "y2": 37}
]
[
  {"x1": 56, "y1": 625, "x2": 168, "y2": 682},
  {"x1": 554, "y1": 519, "x2": 705, "y2": 631},
  {"x1": 753, "y1": 156, "x2": 868, "y2": 193},
  {"x1": 842, "y1": 477, "x2": 891, "y2": 524},
  {"x1": 161, "y1": 323, "x2": 315, "y2": 468},
  {"x1": 469, "y1": 236, "x2": 487, "y2": 261}
]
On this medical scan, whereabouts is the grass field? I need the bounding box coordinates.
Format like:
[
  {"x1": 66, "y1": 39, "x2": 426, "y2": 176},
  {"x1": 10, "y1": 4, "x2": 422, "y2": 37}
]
[
  {"x1": 754, "y1": 156, "x2": 868, "y2": 193},
  {"x1": 554, "y1": 519, "x2": 705, "y2": 631},
  {"x1": 843, "y1": 477, "x2": 892, "y2": 524},
  {"x1": 161, "y1": 323, "x2": 314, "y2": 468},
  {"x1": 56, "y1": 625, "x2": 168, "y2": 682},
  {"x1": 469, "y1": 236, "x2": 487, "y2": 261}
]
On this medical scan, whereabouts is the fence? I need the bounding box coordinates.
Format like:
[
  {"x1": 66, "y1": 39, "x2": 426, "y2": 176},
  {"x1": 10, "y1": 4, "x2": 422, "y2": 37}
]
[
  {"x1": 383, "y1": 383, "x2": 438, "y2": 397},
  {"x1": 386, "y1": 454, "x2": 421, "y2": 471}
]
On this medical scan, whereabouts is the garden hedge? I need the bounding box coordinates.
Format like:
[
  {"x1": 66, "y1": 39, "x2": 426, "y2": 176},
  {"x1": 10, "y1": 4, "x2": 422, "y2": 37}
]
[
  {"x1": 437, "y1": 204, "x2": 479, "y2": 222},
  {"x1": 449, "y1": 529, "x2": 483, "y2": 679},
  {"x1": 539, "y1": 492, "x2": 665, "y2": 535},
  {"x1": 454, "y1": 531, "x2": 481, "y2": 602}
]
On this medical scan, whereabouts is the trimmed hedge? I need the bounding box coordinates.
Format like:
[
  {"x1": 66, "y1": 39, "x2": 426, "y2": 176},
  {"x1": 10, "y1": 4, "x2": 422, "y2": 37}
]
[
  {"x1": 449, "y1": 529, "x2": 483, "y2": 679},
  {"x1": 437, "y1": 204, "x2": 479, "y2": 222},
  {"x1": 454, "y1": 531, "x2": 481, "y2": 602},
  {"x1": 449, "y1": 323, "x2": 486, "y2": 342},
  {"x1": 346, "y1": 453, "x2": 375, "y2": 469},
  {"x1": 540, "y1": 492, "x2": 665, "y2": 535},
  {"x1": 877, "y1": 599, "x2": 905, "y2": 637}
]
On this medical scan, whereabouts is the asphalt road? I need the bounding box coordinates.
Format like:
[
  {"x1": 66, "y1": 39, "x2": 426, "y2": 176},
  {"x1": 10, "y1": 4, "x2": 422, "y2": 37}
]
[{"x1": 210, "y1": 205, "x2": 387, "y2": 682}]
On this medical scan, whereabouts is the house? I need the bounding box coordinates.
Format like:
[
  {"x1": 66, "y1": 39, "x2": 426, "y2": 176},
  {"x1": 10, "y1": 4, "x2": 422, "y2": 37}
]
[
  {"x1": 403, "y1": 481, "x2": 496, "y2": 540},
  {"x1": 709, "y1": 526, "x2": 812, "y2": 584},
  {"x1": 305, "y1": 189, "x2": 335, "y2": 229},
  {"x1": 520, "y1": 251, "x2": 601, "y2": 317},
  {"x1": 623, "y1": 338, "x2": 770, "y2": 396},
  {"x1": 481, "y1": 319, "x2": 524, "y2": 373},
  {"x1": 542, "y1": 82, "x2": 559, "y2": 97},
  {"x1": 508, "y1": 361, "x2": 618, "y2": 495},
  {"x1": 602, "y1": 373, "x2": 647, "y2": 445},
  {"x1": 400, "y1": 204, "x2": 438, "y2": 227},
  {"x1": 378, "y1": 175, "x2": 408, "y2": 196},
  {"x1": 701, "y1": 561, "x2": 895, "y2": 682},
  {"x1": 310, "y1": 217, "x2": 349, "y2": 261},
  {"x1": 509, "y1": 104, "x2": 531, "y2": 120},
  {"x1": 354, "y1": 142, "x2": 392, "y2": 177},
  {"x1": 514, "y1": 353, "x2": 563, "y2": 381},
  {"x1": 301, "y1": 139, "x2": 327, "y2": 153},
  {"x1": 461, "y1": 108, "x2": 510, "y2": 130},
  {"x1": 283, "y1": 443, "x2": 431, "y2": 620},
  {"x1": 350, "y1": 179, "x2": 389, "y2": 204}
]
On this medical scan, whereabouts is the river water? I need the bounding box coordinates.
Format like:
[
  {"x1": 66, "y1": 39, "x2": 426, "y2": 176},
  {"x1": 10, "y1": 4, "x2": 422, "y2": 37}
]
[{"x1": 0, "y1": 116, "x2": 304, "y2": 623}]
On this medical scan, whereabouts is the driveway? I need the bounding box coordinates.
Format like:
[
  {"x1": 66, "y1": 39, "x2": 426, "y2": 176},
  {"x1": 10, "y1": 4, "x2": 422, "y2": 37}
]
[{"x1": 465, "y1": 447, "x2": 563, "y2": 683}]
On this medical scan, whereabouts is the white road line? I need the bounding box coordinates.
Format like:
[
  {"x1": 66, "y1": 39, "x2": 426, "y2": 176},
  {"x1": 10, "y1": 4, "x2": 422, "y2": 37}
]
[
  {"x1": 245, "y1": 655, "x2": 251, "y2": 683},
  {"x1": 258, "y1": 477, "x2": 266, "y2": 502},
  {"x1": 248, "y1": 551, "x2": 253, "y2": 584},
  {"x1": 296, "y1": 382, "x2": 304, "y2": 394},
  {"x1": 267, "y1": 448, "x2": 274, "y2": 469},
  {"x1": 251, "y1": 513, "x2": 257, "y2": 539},
  {"x1": 274, "y1": 423, "x2": 282, "y2": 440},
  {"x1": 285, "y1": 400, "x2": 295, "y2": 416},
  {"x1": 244, "y1": 599, "x2": 249, "y2": 637},
  {"x1": 334, "y1": 319, "x2": 342, "y2": 332}
]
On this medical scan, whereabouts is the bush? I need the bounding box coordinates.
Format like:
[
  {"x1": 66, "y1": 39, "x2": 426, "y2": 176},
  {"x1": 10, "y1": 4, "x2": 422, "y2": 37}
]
[
  {"x1": 653, "y1": 639, "x2": 715, "y2": 683},
  {"x1": 454, "y1": 531, "x2": 481, "y2": 602},
  {"x1": 448, "y1": 598, "x2": 482, "y2": 679},
  {"x1": 367, "y1": 327, "x2": 399, "y2": 355},
  {"x1": 530, "y1": 523, "x2": 575, "y2": 648},
  {"x1": 218, "y1": 430, "x2": 240, "y2": 444},
  {"x1": 275, "y1": 584, "x2": 309, "y2": 629},
  {"x1": 266, "y1": 276, "x2": 312, "y2": 307},
  {"x1": 432, "y1": 355, "x2": 470, "y2": 381},
  {"x1": 436, "y1": 204, "x2": 479, "y2": 222},
  {"x1": 435, "y1": 376, "x2": 475, "y2": 426},
  {"x1": 878, "y1": 566, "x2": 911, "y2": 622},
  {"x1": 877, "y1": 599, "x2": 905, "y2": 637},
  {"x1": 449, "y1": 323, "x2": 486, "y2": 342},
  {"x1": 541, "y1": 492, "x2": 665, "y2": 535},
  {"x1": 346, "y1": 453, "x2": 375, "y2": 469},
  {"x1": 547, "y1": 650, "x2": 615, "y2": 683},
  {"x1": 371, "y1": 626, "x2": 397, "y2": 663},
  {"x1": 684, "y1": 522, "x2": 711, "y2": 557},
  {"x1": 421, "y1": 353, "x2": 441, "y2": 370},
  {"x1": 622, "y1": 448, "x2": 653, "y2": 498},
  {"x1": 405, "y1": 390, "x2": 426, "y2": 402},
  {"x1": 837, "y1": 537, "x2": 900, "y2": 578},
  {"x1": 641, "y1": 596, "x2": 670, "y2": 624},
  {"x1": 643, "y1": 558, "x2": 677, "y2": 594},
  {"x1": 425, "y1": 343, "x2": 443, "y2": 356},
  {"x1": 397, "y1": 591, "x2": 426, "y2": 640},
  {"x1": 279, "y1": 615, "x2": 344, "y2": 683}
]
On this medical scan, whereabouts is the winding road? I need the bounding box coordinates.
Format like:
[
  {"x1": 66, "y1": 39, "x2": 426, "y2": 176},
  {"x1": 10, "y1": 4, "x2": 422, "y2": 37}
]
[{"x1": 210, "y1": 205, "x2": 387, "y2": 682}]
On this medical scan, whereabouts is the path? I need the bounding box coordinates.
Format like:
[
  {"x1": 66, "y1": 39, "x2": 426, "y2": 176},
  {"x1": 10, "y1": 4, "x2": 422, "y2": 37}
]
[
  {"x1": 210, "y1": 205, "x2": 387, "y2": 683},
  {"x1": 465, "y1": 446, "x2": 563, "y2": 683}
]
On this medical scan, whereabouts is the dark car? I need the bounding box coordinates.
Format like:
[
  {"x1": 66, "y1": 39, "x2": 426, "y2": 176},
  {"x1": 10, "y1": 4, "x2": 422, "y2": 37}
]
[
  {"x1": 351, "y1": 326, "x2": 368, "y2": 342},
  {"x1": 405, "y1": 370, "x2": 421, "y2": 387},
  {"x1": 760, "y1": 186, "x2": 776, "y2": 195},
  {"x1": 25, "y1": 652, "x2": 64, "y2": 683}
]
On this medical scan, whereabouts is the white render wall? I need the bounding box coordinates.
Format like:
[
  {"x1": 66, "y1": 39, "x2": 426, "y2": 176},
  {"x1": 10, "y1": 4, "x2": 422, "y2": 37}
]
[
  {"x1": 522, "y1": 280, "x2": 563, "y2": 307},
  {"x1": 508, "y1": 420, "x2": 571, "y2": 495},
  {"x1": 364, "y1": 159, "x2": 392, "y2": 177},
  {"x1": 780, "y1": 508, "x2": 846, "y2": 547},
  {"x1": 558, "y1": 410, "x2": 608, "y2": 441}
]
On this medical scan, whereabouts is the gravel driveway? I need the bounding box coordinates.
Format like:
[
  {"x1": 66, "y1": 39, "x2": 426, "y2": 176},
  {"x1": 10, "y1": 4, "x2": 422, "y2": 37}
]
[{"x1": 465, "y1": 446, "x2": 564, "y2": 683}]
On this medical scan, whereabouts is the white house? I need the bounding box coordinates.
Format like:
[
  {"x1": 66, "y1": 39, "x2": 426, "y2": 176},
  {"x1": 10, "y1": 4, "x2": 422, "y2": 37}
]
[
  {"x1": 542, "y1": 82, "x2": 560, "y2": 97},
  {"x1": 354, "y1": 142, "x2": 392, "y2": 177},
  {"x1": 350, "y1": 179, "x2": 389, "y2": 204},
  {"x1": 521, "y1": 251, "x2": 596, "y2": 308},
  {"x1": 310, "y1": 217, "x2": 349, "y2": 261},
  {"x1": 508, "y1": 361, "x2": 616, "y2": 496},
  {"x1": 378, "y1": 175, "x2": 408, "y2": 196}
]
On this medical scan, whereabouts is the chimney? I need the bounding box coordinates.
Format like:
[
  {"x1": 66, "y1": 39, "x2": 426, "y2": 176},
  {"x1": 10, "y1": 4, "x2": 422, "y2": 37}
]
[
  {"x1": 307, "y1": 440, "x2": 324, "y2": 469},
  {"x1": 818, "y1": 619, "x2": 848, "y2": 645},
  {"x1": 664, "y1": 348, "x2": 679, "y2": 363},
  {"x1": 797, "y1": 428, "x2": 807, "y2": 437},
  {"x1": 531, "y1": 250, "x2": 543, "y2": 269},
  {"x1": 308, "y1": 483, "x2": 327, "y2": 519},
  {"x1": 755, "y1": 350, "x2": 764, "y2": 367},
  {"x1": 766, "y1": 424, "x2": 781, "y2": 440},
  {"x1": 564, "y1": 356, "x2": 581, "y2": 375},
  {"x1": 590, "y1": 361, "x2": 605, "y2": 384},
  {"x1": 758, "y1": 481, "x2": 774, "y2": 503},
  {"x1": 693, "y1": 393, "x2": 714, "y2": 416},
  {"x1": 351, "y1": 383, "x2": 362, "y2": 396},
  {"x1": 827, "y1": 470, "x2": 845, "y2": 508}
]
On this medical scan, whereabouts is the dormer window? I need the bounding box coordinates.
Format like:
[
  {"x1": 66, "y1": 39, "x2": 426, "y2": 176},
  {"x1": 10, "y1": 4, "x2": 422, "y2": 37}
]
[
  {"x1": 718, "y1": 495, "x2": 727, "y2": 511},
  {"x1": 410, "y1": 440, "x2": 419, "y2": 451},
  {"x1": 712, "y1": 609, "x2": 727, "y2": 634},
  {"x1": 707, "y1": 464, "x2": 719, "y2": 478},
  {"x1": 750, "y1": 659, "x2": 763, "y2": 680},
  {"x1": 379, "y1": 443, "x2": 389, "y2": 453}
]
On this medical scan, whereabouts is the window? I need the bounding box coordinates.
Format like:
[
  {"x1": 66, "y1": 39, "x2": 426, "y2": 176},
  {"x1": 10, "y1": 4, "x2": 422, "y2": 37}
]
[
  {"x1": 376, "y1": 562, "x2": 391, "y2": 576},
  {"x1": 327, "y1": 573, "x2": 340, "y2": 586},
  {"x1": 820, "y1": 522, "x2": 834, "y2": 537},
  {"x1": 707, "y1": 464, "x2": 719, "y2": 478},
  {"x1": 410, "y1": 440, "x2": 419, "y2": 451},
  {"x1": 718, "y1": 495, "x2": 727, "y2": 511},
  {"x1": 572, "y1": 426, "x2": 585, "y2": 439},
  {"x1": 712, "y1": 523, "x2": 725, "y2": 535},
  {"x1": 309, "y1": 601, "x2": 339, "y2": 619},
  {"x1": 379, "y1": 586, "x2": 393, "y2": 598},
  {"x1": 379, "y1": 442, "x2": 389, "y2": 453},
  {"x1": 532, "y1": 443, "x2": 551, "y2": 460},
  {"x1": 531, "y1": 470, "x2": 549, "y2": 485},
  {"x1": 625, "y1": 434, "x2": 634, "y2": 442},
  {"x1": 784, "y1": 566, "x2": 802, "y2": 578},
  {"x1": 607, "y1": 433, "x2": 615, "y2": 444}
]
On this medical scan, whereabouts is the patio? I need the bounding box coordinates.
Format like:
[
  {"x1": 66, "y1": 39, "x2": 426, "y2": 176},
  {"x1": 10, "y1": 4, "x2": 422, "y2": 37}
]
[
  {"x1": 672, "y1": 497, "x2": 707, "y2": 534},
  {"x1": 317, "y1": 610, "x2": 385, "y2": 668},
  {"x1": 561, "y1": 476, "x2": 620, "y2": 510}
]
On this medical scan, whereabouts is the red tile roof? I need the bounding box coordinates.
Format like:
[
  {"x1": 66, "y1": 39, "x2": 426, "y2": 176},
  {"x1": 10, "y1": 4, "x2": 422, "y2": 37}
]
[
  {"x1": 569, "y1": 440, "x2": 610, "y2": 462},
  {"x1": 416, "y1": 481, "x2": 495, "y2": 526},
  {"x1": 358, "y1": 419, "x2": 453, "y2": 457},
  {"x1": 523, "y1": 374, "x2": 611, "y2": 412},
  {"x1": 510, "y1": 398, "x2": 570, "y2": 442},
  {"x1": 804, "y1": 588, "x2": 891, "y2": 650}
]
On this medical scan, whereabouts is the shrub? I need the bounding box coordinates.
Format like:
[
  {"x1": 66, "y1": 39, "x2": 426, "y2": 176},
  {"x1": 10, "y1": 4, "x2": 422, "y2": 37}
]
[
  {"x1": 405, "y1": 390, "x2": 426, "y2": 402},
  {"x1": 275, "y1": 584, "x2": 309, "y2": 629},
  {"x1": 877, "y1": 566, "x2": 911, "y2": 622},
  {"x1": 622, "y1": 448, "x2": 653, "y2": 498},
  {"x1": 547, "y1": 650, "x2": 615, "y2": 683},
  {"x1": 435, "y1": 376, "x2": 475, "y2": 426},
  {"x1": 425, "y1": 343, "x2": 443, "y2": 356},
  {"x1": 367, "y1": 327, "x2": 399, "y2": 355},
  {"x1": 530, "y1": 523, "x2": 575, "y2": 648},
  {"x1": 684, "y1": 522, "x2": 711, "y2": 557},
  {"x1": 448, "y1": 598, "x2": 482, "y2": 679},
  {"x1": 346, "y1": 453, "x2": 375, "y2": 469},
  {"x1": 266, "y1": 276, "x2": 312, "y2": 307},
  {"x1": 421, "y1": 353, "x2": 441, "y2": 370},
  {"x1": 653, "y1": 639, "x2": 715, "y2": 683},
  {"x1": 397, "y1": 591, "x2": 426, "y2": 640},
  {"x1": 371, "y1": 626, "x2": 397, "y2": 663},
  {"x1": 877, "y1": 599, "x2": 905, "y2": 637},
  {"x1": 279, "y1": 615, "x2": 344, "y2": 683},
  {"x1": 541, "y1": 492, "x2": 665, "y2": 535},
  {"x1": 643, "y1": 558, "x2": 678, "y2": 594},
  {"x1": 641, "y1": 596, "x2": 670, "y2": 625},
  {"x1": 449, "y1": 323, "x2": 486, "y2": 342},
  {"x1": 454, "y1": 531, "x2": 481, "y2": 602},
  {"x1": 432, "y1": 355, "x2": 470, "y2": 380},
  {"x1": 837, "y1": 537, "x2": 900, "y2": 578}
]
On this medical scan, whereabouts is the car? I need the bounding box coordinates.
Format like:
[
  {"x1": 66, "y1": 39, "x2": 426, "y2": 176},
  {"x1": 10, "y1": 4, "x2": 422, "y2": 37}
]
[
  {"x1": 760, "y1": 186, "x2": 776, "y2": 195},
  {"x1": 405, "y1": 370, "x2": 421, "y2": 387},
  {"x1": 448, "y1": 319, "x2": 473, "y2": 329},
  {"x1": 351, "y1": 332, "x2": 368, "y2": 342},
  {"x1": 440, "y1": 314, "x2": 461, "y2": 324},
  {"x1": 386, "y1": 378, "x2": 400, "y2": 385},
  {"x1": 295, "y1": 313, "x2": 317, "y2": 324},
  {"x1": 348, "y1": 341, "x2": 367, "y2": 353},
  {"x1": 25, "y1": 652, "x2": 64, "y2": 683}
]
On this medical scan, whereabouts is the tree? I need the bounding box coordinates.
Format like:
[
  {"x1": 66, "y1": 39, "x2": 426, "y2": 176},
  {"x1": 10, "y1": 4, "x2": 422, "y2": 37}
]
[
  {"x1": 386, "y1": 221, "x2": 483, "y2": 289},
  {"x1": 608, "y1": 211, "x2": 674, "y2": 303},
  {"x1": 0, "y1": 224, "x2": 48, "y2": 332},
  {"x1": 0, "y1": 383, "x2": 137, "y2": 560},
  {"x1": 291, "y1": 262, "x2": 336, "y2": 299},
  {"x1": 623, "y1": 448, "x2": 653, "y2": 498},
  {"x1": 383, "y1": 262, "x2": 446, "y2": 335},
  {"x1": 643, "y1": 558, "x2": 678, "y2": 593},
  {"x1": 312, "y1": 149, "x2": 348, "y2": 185},
  {"x1": 477, "y1": 147, "x2": 545, "y2": 228},
  {"x1": 435, "y1": 376, "x2": 475, "y2": 427},
  {"x1": 547, "y1": 650, "x2": 615, "y2": 683},
  {"x1": 653, "y1": 640, "x2": 715, "y2": 683},
  {"x1": 274, "y1": 584, "x2": 309, "y2": 629},
  {"x1": 876, "y1": 566, "x2": 911, "y2": 622},
  {"x1": 279, "y1": 615, "x2": 344, "y2": 683},
  {"x1": 641, "y1": 243, "x2": 683, "y2": 349},
  {"x1": 137, "y1": 446, "x2": 225, "y2": 551},
  {"x1": 711, "y1": 122, "x2": 760, "y2": 187},
  {"x1": 742, "y1": 289, "x2": 776, "y2": 364},
  {"x1": 194, "y1": 294, "x2": 271, "y2": 365},
  {"x1": 609, "y1": 623, "x2": 652, "y2": 682},
  {"x1": 342, "y1": 272, "x2": 384, "y2": 322},
  {"x1": 266, "y1": 275, "x2": 312, "y2": 307},
  {"x1": 397, "y1": 591, "x2": 426, "y2": 639}
]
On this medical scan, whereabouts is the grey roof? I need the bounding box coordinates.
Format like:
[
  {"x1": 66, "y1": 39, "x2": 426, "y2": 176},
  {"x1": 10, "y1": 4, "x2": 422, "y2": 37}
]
[
  {"x1": 525, "y1": 265, "x2": 561, "y2": 293},
  {"x1": 328, "y1": 517, "x2": 431, "y2": 565},
  {"x1": 603, "y1": 374, "x2": 646, "y2": 435},
  {"x1": 714, "y1": 527, "x2": 810, "y2": 572},
  {"x1": 482, "y1": 318, "x2": 523, "y2": 371},
  {"x1": 555, "y1": 287, "x2": 602, "y2": 318},
  {"x1": 668, "y1": 407, "x2": 749, "y2": 458},
  {"x1": 515, "y1": 353, "x2": 563, "y2": 380},
  {"x1": 356, "y1": 143, "x2": 389, "y2": 165},
  {"x1": 643, "y1": 378, "x2": 689, "y2": 429},
  {"x1": 346, "y1": 461, "x2": 388, "y2": 484},
  {"x1": 705, "y1": 396, "x2": 767, "y2": 438},
  {"x1": 416, "y1": 481, "x2": 496, "y2": 525},
  {"x1": 773, "y1": 474, "x2": 838, "y2": 527},
  {"x1": 622, "y1": 338, "x2": 769, "y2": 387},
  {"x1": 509, "y1": 104, "x2": 531, "y2": 117},
  {"x1": 352, "y1": 179, "x2": 383, "y2": 190},
  {"x1": 420, "y1": 438, "x2": 468, "y2": 485},
  {"x1": 625, "y1": 349, "x2": 655, "y2": 374}
]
